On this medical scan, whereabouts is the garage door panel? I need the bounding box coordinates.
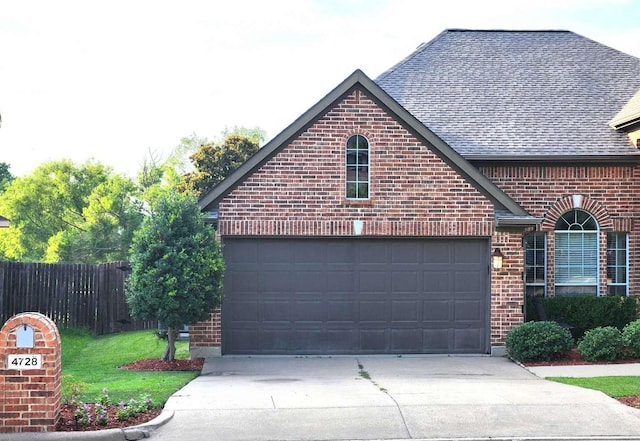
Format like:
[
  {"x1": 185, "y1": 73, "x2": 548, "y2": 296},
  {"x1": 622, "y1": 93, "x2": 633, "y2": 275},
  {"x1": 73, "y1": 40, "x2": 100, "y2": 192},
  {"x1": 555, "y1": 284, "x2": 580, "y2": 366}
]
[
  {"x1": 262, "y1": 271, "x2": 290, "y2": 292},
  {"x1": 327, "y1": 271, "x2": 354, "y2": 291},
  {"x1": 228, "y1": 271, "x2": 259, "y2": 291},
  {"x1": 222, "y1": 238, "x2": 489, "y2": 355},
  {"x1": 455, "y1": 271, "x2": 483, "y2": 291},
  {"x1": 423, "y1": 329, "x2": 450, "y2": 352},
  {"x1": 423, "y1": 300, "x2": 450, "y2": 321},
  {"x1": 294, "y1": 301, "x2": 325, "y2": 322},
  {"x1": 392, "y1": 271, "x2": 419, "y2": 293},
  {"x1": 392, "y1": 300, "x2": 419, "y2": 322},
  {"x1": 359, "y1": 272, "x2": 388, "y2": 293},
  {"x1": 260, "y1": 301, "x2": 290, "y2": 322},
  {"x1": 392, "y1": 329, "x2": 421, "y2": 351},
  {"x1": 293, "y1": 330, "x2": 324, "y2": 351},
  {"x1": 360, "y1": 330, "x2": 387, "y2": 350},
  {"x1": 358, "y1": 242, "x2": 388, "y2": 263},
  {"x1": 230, "y1": 329, "x2": 260, "y2": 351},
  {"x1": 359, "y1": 300, "x2": 388, "y2": 322},
  {"x1": 454, "y1": 329, "x2": 484, "y2": 352},
  {"x1": 423, "y1": 270, "x2": 450, "y2": 292},
  {"x1": 327, "y1": 301, "x2": 356, "y2": 322},
  {"x1": 454, "y1": 300, "x2": 483, "y2": 321},
  {"x1": 261, "y1": 242, "x2": 291, "y2": 262},
  {"x1": 327, "y1": 330, "x2": 357, "y2": 351},
  {"x1": 231, "y1": 301, "x2": 258, "y2": 322},
  {"x1": 454, "y1": 241, "x2": 485, "y2": 263},
  {"x1": 292, "y1": 271, "x2": 324, "y2": 294},
  {"x1": 423, "y1": 242, "x2": 451, "y2": 263}
]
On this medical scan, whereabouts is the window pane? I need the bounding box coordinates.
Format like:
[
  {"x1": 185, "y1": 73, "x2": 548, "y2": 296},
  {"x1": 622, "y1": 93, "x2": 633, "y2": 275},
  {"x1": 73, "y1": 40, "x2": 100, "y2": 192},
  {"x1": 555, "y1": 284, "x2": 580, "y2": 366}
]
[
  {"x1": 606, "y1": 232, "x2": 627, "y2": 296},
  {"x1": 345, "y1": 135, "x2": 369, "y2": 200},
  {"x1": 524, "y1": 232, "x2": 546, "y2": 296},
  {"x1": 346, "y1": 166, "x2": 357, "y2": 181},
  {"x1": 555, "y1": 231, "x2": 598, "y2": 285},
  {"x1": 346, "y1": 183, "x2": 357, "y2": 198}
]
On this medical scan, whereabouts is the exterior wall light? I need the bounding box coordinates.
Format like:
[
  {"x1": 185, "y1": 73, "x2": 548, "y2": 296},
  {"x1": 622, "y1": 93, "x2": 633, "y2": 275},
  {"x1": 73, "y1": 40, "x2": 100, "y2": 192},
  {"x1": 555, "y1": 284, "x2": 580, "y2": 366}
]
[{"x1": 492, "y1": 248, "x2": 504, "y2": 270}]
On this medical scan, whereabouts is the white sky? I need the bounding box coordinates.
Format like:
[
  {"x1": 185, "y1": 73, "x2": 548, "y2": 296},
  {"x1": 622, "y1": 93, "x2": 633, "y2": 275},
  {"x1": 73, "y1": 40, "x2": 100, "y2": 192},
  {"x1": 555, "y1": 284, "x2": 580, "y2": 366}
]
[{"x1": 1, "y1": 0, "x2": 639, "y2": 177}]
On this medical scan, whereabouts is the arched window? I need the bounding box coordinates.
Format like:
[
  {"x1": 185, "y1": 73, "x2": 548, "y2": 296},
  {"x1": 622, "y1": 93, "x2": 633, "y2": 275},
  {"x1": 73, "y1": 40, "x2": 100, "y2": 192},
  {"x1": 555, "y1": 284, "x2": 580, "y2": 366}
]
[
  {"x1": 554, "y1": 209, "x2": 599, "y2": 296},
  {"x1": 345, "y1": 135, "x2": 369, "y2": 199}
]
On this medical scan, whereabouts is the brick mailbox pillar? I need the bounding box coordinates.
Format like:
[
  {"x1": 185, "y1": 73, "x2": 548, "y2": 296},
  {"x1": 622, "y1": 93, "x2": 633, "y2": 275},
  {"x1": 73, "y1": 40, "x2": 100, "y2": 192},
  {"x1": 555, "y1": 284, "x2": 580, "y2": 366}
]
[{"x1": 0, "y1": 312, "x2": 61, "y2": 433}]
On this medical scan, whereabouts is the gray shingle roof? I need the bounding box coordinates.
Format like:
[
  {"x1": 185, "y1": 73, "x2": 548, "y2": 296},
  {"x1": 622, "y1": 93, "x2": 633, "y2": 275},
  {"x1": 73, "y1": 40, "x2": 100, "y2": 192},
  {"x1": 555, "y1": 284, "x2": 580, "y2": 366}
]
[{"x1": 376, "y1": 29, "x2": 640, "y2": 158}]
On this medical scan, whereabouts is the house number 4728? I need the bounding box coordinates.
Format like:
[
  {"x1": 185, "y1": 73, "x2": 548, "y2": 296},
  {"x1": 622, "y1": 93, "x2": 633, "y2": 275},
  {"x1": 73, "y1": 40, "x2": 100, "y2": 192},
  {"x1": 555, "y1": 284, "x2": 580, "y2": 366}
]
[{"x1": 7, "y1": 354, "x2": 42, "y2": 369}]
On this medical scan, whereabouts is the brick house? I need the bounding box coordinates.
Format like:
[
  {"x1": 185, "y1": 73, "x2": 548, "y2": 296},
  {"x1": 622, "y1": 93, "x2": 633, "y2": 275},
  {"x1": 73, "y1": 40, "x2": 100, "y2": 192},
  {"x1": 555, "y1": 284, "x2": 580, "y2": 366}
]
[{"x1": 190, "y1": 30, "x2": 640, "y2": 357}]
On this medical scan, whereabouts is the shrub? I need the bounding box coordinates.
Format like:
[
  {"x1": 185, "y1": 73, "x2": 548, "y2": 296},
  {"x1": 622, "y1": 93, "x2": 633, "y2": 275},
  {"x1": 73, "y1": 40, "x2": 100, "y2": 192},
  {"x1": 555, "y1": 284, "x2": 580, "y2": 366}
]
[
  {"x1": 577, "y1": 326, "x2": 625, "y2": 362},
  {"x1": 622, "y1": 319, "x2": 640, "y2": 358},
  {"x1": 506, "y1": 321, "x2": 573, "y2": 362},
  {"x1": 540, "y1": 296, "x2": 638, "y2": 334}
]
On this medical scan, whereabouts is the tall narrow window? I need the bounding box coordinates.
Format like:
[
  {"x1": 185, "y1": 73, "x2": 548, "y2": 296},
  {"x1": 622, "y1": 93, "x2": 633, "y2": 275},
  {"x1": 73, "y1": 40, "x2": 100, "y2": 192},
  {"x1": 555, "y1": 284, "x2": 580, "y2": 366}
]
[
  {"x1": 524, "y1": 232, "x2": 546, "y2": 297},
  {"x1": 607, "y1": 233, "x2": 628, "y2": 296},
  {"x1": 346, "y1": 135, "x2": 369, "y2": 199},
  {"x1": 554, "y1": 209, "x2": 599, "y2": 296}
]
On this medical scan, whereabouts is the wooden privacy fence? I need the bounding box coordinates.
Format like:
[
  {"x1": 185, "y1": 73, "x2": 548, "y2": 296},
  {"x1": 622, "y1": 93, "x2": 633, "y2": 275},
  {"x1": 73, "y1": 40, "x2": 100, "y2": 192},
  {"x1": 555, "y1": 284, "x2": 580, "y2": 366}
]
[{"x1": 0, "y1": 261, "x2": 154, "y2": 335}]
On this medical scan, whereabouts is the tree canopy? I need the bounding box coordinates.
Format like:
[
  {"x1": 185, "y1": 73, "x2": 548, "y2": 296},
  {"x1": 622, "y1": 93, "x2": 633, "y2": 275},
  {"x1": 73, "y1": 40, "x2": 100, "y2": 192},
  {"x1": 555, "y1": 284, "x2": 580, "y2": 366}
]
[
  {"x1": 125, "y1": 191, "x2": 224, "y2": 360},
  {"x1": 178, "y1": 134, "x2": 261, "y2": 196},
  {"x1": 0, "y1": 162, "x2": 14, "y2": 193},
  {"x1": 0, "y1": 160, "x2": 142, "y2": 262}
]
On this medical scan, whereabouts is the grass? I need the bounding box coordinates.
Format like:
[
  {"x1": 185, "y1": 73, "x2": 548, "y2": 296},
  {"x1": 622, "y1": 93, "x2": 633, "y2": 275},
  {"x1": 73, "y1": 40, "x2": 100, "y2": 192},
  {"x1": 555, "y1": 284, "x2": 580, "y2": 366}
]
[
  {"x1": 548, "y1": 376, "x2": 640, "y2": 397},
  {"x1": 60, "y1": 328, "x2": 199, "y2": 406}
]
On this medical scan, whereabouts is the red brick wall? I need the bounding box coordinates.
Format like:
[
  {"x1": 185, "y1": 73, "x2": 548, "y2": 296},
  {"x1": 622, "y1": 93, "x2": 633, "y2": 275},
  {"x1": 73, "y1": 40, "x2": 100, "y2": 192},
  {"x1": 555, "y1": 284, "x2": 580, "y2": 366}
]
[
  {"x1": 480, "y1": 165, "x2": 640, "y2": 297},
  {"x1": 218, "y1": 89, "x2": 495, "y2": 236},
  {"x1": 190, "y1": 89, "x2": 525, "y2": 351},
  {"x1": 490, "y1": 231, "x2": 526, "y2": 345},
  {"x1": 189, "y1": 309, "x2": 221, "y2": 351},
  {"x1": 0, "y1": 313, "x2": 61, "y2": 433}
]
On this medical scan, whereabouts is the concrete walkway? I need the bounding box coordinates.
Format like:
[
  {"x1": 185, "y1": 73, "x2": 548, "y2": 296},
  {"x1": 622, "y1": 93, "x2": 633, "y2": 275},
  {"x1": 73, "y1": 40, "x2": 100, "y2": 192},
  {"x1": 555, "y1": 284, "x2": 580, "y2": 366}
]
[
  {"x1": 5, "y1": 357, "x2": 640, "y2": 441},
  {"x1": 149, "y1": 356, "x2": 640, "y2": 441}
]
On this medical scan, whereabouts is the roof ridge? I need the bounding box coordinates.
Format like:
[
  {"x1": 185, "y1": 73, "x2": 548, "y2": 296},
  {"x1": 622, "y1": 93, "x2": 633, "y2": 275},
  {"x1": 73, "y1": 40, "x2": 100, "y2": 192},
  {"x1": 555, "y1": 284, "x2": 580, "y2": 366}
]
[
  {"x1": 375, "y1": 29, "x2": 577, "y2": 82},
  {"x1": 444, "y1": 28, "x2": 572, "y2": 33}
]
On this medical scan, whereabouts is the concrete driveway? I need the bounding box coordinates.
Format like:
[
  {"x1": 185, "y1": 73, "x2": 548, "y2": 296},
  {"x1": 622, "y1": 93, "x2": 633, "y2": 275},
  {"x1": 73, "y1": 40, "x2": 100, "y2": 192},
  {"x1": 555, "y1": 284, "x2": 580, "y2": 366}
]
[{"x1": 152, "y1": 356, "x2": 640, "y2": 440}]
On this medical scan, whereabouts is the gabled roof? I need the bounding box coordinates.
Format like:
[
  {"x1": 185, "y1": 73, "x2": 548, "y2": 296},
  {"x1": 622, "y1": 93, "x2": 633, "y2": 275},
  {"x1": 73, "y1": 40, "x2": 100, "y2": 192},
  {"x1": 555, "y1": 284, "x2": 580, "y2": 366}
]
[
  {"x1": 610, "y1": 88, "x2": 640, "y2": 130},
  {"x1": 199, "y1": 69, "x2": 537, "y2": 225},
  {"x1": 0, "y1": 215, "x2": 9, "y2": 228},
  {"x1": 376, "y1": 29, "x2": 640, "y2": 160}
]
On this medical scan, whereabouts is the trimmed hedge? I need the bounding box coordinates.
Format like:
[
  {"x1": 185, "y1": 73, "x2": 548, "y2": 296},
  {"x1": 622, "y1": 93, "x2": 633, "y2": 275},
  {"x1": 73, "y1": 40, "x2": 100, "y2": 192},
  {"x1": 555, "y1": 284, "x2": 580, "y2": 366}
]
[
  {"x1": 525, "y1": 296, "x2": 639, "y2": 335},
  {"x1": 622, "y1": 319, "x2": 640, "y2": 358},
  {"x1": 506, "y1": 321, "x2": 573, "y2": 362},
  {"x1": 577, "y1": 326, "x2": 625, "y2": 362}
]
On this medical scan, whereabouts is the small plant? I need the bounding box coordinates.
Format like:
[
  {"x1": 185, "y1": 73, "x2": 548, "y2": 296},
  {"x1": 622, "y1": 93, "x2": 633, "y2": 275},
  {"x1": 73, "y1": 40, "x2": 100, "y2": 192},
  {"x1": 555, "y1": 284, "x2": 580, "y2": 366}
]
[
  {"x1": 622, "y1": 319, "x2": 640, "y2": 358},
  {"x1": 61, "y1": 376, "x2": 88, "y2": 404},
  {"x1": 74, "y1": 403, "x2": 92, "y2": 427},
  {"x1": 98, "y1": 387, "x2": 111, "y2": 406},
  {"x1": 115, "y1": 394, "x2": 154, "y2": 421},
  {"x1": 506, "y1": 321, "x2": 573, "y2": 362},
  {"x1": 578, "y1": 326, "x2": 625, "y2": 362},
  {"x1": 94, "y1": 403, "x2": 108, "y2": 426}
]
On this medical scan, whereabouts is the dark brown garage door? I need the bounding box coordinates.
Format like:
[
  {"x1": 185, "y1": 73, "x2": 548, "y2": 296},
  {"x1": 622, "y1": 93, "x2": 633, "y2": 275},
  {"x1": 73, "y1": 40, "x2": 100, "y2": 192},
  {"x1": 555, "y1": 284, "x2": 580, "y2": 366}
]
[{"x1": 222, "y1": 238, "x2": 489, "y2": 355}]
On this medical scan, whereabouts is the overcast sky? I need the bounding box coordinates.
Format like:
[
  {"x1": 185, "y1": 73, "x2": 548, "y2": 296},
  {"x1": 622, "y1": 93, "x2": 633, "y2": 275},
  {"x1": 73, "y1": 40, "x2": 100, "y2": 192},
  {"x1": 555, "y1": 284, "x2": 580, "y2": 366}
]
[{"x1": 1, "y1": 0, "x2": 639, "y2": 177}]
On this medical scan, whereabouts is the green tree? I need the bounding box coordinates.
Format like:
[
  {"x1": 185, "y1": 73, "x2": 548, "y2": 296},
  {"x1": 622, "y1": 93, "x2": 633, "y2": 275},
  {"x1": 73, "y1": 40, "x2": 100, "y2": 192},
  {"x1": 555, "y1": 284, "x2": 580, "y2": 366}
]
[
  {"x1": 0, "y1": 160, "x2": 142, "y2": 263},
  {"x1": 45, "y1": 175, "x2": 144, "y2": 263},
  {"x1": 125, "y1": 192, "x2": 224, "y2": 361},
  {"x1": 0, "y1": 162, "x2": 14, "y2": 193},
  {"x1": 178, "y1": 134, "x2": 261, "y2": 196}
]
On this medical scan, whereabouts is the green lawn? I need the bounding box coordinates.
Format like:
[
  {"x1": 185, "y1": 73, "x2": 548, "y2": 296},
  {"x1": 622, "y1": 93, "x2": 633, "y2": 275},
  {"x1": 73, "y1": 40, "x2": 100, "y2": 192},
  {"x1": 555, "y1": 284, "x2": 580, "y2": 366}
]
[
  {"x1": 549, "y1": 376, "x2": 640, "y2": 397},
  {"x1": 60, "y1": 328, "x2": 199, "y2": 407}
]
